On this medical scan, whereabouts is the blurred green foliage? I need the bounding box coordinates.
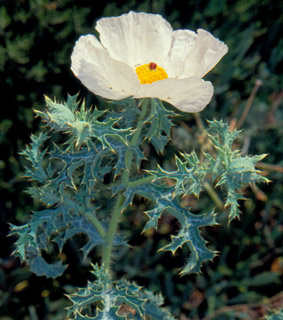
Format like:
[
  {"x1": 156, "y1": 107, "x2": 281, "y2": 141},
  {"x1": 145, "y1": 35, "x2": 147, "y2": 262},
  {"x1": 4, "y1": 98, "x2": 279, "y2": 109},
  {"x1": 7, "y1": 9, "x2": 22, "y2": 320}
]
[{"x1": 0, "y1": 0, "x2": 282, "y2": 319}]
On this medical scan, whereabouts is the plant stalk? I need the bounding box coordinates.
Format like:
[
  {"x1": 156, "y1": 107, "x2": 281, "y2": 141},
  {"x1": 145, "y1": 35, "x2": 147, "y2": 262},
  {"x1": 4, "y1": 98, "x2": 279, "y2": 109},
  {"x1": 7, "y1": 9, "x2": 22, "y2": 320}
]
[
  {"x1": 102, "y1": 99, "x2": 149, "y2": 272},
  {"x1": 85, "y1": 211, "x2": 106, "y2": 238}
]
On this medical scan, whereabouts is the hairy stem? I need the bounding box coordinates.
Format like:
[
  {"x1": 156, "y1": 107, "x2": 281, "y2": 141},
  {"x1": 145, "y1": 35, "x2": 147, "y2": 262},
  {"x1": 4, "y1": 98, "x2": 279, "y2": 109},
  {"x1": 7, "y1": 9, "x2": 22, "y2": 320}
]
[
  {"x1": 102, "y1": 99, "x2": 149, "y2": 272},
  {"x1": 203, "y1": 181, "x2": 225, "y2": 212},
  {"x1": 85, "y1": 211, "x2": 106, "y2": 238},
  {"x1": 128, "y1": 175, "x2": 154, "y2": 188}
]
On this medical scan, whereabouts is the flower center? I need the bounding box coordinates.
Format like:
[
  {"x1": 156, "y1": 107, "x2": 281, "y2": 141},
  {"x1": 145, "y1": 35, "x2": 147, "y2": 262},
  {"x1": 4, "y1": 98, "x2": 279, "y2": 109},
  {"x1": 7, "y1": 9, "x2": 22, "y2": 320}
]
[{"x1": 135, "y1": 62, "x2": 168, "y2": 85}]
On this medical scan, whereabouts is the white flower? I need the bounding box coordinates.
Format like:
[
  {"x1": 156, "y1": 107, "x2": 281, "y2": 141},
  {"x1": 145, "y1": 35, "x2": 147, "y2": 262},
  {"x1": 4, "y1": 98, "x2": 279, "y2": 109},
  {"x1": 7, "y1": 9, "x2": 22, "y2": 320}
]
[{"x1": 71, "y1": 11, "x2": 228, "y2": 113}]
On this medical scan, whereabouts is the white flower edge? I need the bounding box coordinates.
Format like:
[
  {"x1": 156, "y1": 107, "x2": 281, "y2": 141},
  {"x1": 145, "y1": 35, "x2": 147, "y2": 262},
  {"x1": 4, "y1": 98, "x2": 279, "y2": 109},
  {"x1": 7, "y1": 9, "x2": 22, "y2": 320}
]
[
  {"x1": 71, "y1": 35, "x2": 139, "y2": 100},
  {"x1": 71, "y1": 12, "x2": 228, "y2": 113},
  {"x1": 136, "y1": 77, "x2": 214, "y2": 113}
]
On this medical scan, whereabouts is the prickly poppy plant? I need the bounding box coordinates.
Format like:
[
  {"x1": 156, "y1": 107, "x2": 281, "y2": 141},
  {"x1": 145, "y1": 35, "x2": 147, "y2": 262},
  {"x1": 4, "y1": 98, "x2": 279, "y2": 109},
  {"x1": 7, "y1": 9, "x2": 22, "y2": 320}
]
[{"x1": 10, "y1": 12, "x2": 269, "y2": 320}]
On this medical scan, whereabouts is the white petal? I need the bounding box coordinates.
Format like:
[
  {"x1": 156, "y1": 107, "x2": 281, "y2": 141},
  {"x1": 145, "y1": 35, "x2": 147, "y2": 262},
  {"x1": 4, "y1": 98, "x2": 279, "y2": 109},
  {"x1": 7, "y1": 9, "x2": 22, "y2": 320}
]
[
  {"x1": 164, "y1": 29, "x2": 197, "y2": 78},
  {"x1": 181, "y1": 29, "x2": 228, "y2": 78},
  {"x1": 71, "y1": 35, "x2": 139, "y2": 100},
  {"x1": 71, "y1": 34, "x2": 105, "y2": 72},
  {"x1": 96, "y1": 11, "x2": 173, "y2": 67},
  {"x1": 135, "y1": 77, "x2": 214, "y2": 112}
]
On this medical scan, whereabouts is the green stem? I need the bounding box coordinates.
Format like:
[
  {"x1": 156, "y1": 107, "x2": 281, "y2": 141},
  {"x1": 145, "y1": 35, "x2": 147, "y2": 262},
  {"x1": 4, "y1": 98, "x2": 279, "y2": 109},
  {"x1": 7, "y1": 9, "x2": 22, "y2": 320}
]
[
  {"x1": 102, "y1": 99, "x2": 149, "y2": 272},
  {"x1": 85, "y1": 211, "x2": 106, "y2": 238},
  {"x1": 128, "y1": 175, "x2": 154, "y2": 188},
  {"x1": 203, "y1": 181, "x2": 225, "y2": 212}
]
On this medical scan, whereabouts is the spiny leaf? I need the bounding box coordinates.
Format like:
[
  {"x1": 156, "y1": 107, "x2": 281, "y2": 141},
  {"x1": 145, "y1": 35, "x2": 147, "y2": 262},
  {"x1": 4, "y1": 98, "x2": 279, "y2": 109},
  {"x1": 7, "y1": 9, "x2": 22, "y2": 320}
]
[
  {"x1": 206, "y1": 119, "x2": 240, "y2": 150},
  {"x1": 71, "y1": 313, "x2": 97, "y2": 320},
  {"x1": 138, "y1": 289, "x2": 176, "y2": 320},
  {"x1": 10, "y1": 224, "x2": 67, "y2": 278},
  {"x1": 147, "y1": 152, "x2": 205, "y2": 197},
  {"x1": 10, "y1": 202, "x2": 108, "y2": 278},
  {"x1": 20, "y1": 132, "x2": 49, "y2": 183},
  {"x1": 116, "y1": 279, "x2": 176, "y2": 320},
  {"x1": 67, "y1": 112, "x2": 133, "y2": 151},
  {"x1": 106, "y1": 99, "x2": 140, "y2": 129},
  {"x1": 36, "y1": 94, "x2": 134, "y2": 151},
  {"x1": 144, "y1": 99, "x2": 177, "y2": 153},
  {"x1": 94, "y1": 308, "x2": 125, "y2": 320},
  {"x1": 159, "y1": 207, "x2": 218, "y2": 274},
  {"x1": 145, "y1": 99, "x2": 177, "y2": 137},
  {"x1": 49, "y1": 144, "x2": 111, "y2": 196},
  {"x1": 67, "y1": 266, "x2": 175, "y2": 320},
  {"x1": 26, "y1": 184, "x2": 61, "y2": 207},
  {"x1": 70, "y1": 308, "x2": 124, "y2": 320},
  {"x1": 67, "y1": 278, "x2": 125, "y2": 319},
  {"x1": 223, "y1": 190, "x2": 245, "y2": 222},
  {"x1": 206, "y1": 120, "x2": 269, "y2": 221},
  {"x1": 10, "y1": 224, "x2": 35, "y2": 262},
  {"x1": 35, "y1": 95, "x2": 76, "y2": 131},
  {"x1": 54, "y1": 215, "x2": 106, "y2": 258},
  {"x1": 123, "y1": 177, "x2": 171, "y2": 211},
  {"x1": 28, "y1": 249, "x2": 67, "y2": 278},
  {"x1": 107, "y1": 138, "x2": 146, "y2": 177},
  {"x1": 114, "y1": 285, "x2": 146, "y2": 318},
  {"x1": 124, "y1": 180, "x2": 218, "y2": 274},
  {"x1": 67, "y1": 286, "x2": 105, "y2": 316}
]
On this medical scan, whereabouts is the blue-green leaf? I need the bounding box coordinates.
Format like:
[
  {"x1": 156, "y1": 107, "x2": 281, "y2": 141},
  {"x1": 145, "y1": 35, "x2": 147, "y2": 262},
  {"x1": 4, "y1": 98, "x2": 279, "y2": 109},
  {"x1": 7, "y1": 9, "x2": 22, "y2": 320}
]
[
  {"x1": 20, "y1": 132, "x2": 49, "y2": 183},
  {"x1": 10, "y1": 202, "x2": 107, "y2": 278},
  {"x1": 35, "y1": 95, "x2": 76, "y2": 131},
  {"x1": 144, "y1": 99, "x2": 177, "y2": 153},
  {"x1": 125, "y1": 180, "x2": 218, "y2": 274},
  {"x1": 206, "y1": 120, "x2": 269, "y2": 221},
  {"x1": 36, "y1": 95, "x2": 134, "y2": 151},
  {"x1": 108, "y1": 138, "x2": 146, "y2": 177},
  {"x1": 94, "y1": 308, "x2": 125, "y2": 320},
  {"x1": 147, "y1": 152, "x2": 205, "y2": 197},
  {"x1": 67, "y1": 266, "x2": 174, "y2": 320},
  {"x1": 29, "y1": 251, "x2": 67, "y2": 278}
]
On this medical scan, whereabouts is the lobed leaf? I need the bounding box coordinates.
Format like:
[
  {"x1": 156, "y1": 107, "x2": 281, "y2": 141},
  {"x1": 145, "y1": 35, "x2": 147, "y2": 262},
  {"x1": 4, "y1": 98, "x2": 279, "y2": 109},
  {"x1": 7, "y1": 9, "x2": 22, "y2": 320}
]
[
  {"x1": 206, "y1": 120, "x2": 269, "y2": 221},
  {"x1": 108, "y1": 138, "x2": 146, "y2": 177},
  {"x1": 125, "y1": 179, "x2": 218, "y2": 274},
  {"x1": 49, "y1": 144, "x2": 112, "y2": 197},
  {"x1": 36, "y1": 94, "x2": 134, "y2": 151},
  {"x1": 67, "y1": 266, "x2": 175, "y2": 320},
  {"x1": 144, "y1": 99, "x2": 177, "y2": 153},
  {"x1": 10, "y1": 202, "x2": 107, "y2": 278},
  {"x1": 20, "y1": 132, "x2": 49, "y2": 183},
  {"x1": 147, "y1": 152, "x2": 205, "y2": 198}
]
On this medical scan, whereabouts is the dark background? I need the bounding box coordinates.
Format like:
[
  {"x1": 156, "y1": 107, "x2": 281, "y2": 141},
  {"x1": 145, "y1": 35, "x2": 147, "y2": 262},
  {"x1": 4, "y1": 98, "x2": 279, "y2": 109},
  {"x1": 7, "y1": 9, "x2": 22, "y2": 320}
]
[{"x1": 0, "y1": 0, "x2": 282, "y2": 319}]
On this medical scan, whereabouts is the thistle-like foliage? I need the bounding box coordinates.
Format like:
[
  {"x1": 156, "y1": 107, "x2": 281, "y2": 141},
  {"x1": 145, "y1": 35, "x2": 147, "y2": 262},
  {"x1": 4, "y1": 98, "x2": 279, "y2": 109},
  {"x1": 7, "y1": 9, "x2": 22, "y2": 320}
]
[
  {"x1": 66, "y1": 265, "x2": 175, "y2": 320},
  {"x1": 141, "y1": 119, "x2": 269, "y2": 274},
  {"x1": 206, "y1": 120, "x2": 269, "y2": 221},
  {"x1": 122, "y1": 180, "x2": 218, "y2": 274},
  {"x1": 11, "y1": 94, "x2": 134, "y2": 278},
  {"x1": 11, "y1": 95, "x2": 268, "y2": 318},
  {"x1": 36, "y1": 95, "x2": 133, "y2": 150}
]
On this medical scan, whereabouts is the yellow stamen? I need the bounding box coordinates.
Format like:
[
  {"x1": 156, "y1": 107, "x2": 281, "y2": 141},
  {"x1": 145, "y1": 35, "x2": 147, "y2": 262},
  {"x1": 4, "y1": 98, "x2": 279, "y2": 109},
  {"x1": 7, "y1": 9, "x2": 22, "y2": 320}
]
[{"x1": 135, "y1": 62, "x2": 168, "y2": 85}]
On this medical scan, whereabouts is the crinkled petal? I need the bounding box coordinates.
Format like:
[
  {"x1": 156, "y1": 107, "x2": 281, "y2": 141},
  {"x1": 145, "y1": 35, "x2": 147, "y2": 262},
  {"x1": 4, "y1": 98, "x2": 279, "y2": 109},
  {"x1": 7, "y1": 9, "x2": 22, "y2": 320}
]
[
  {"x1": 164, "y1": 29, "x2": 197, "y2": 78},
  {"x1": 71, "y1": 35, "x2": 139, "y2": 100},
  {"x1": 96, "y1": 11, "x2": 173, "y2": 67},
  {"x1": 181, "y1": 29, "x2": 228, "y2": 78},
  {"x1": 135, "y1": 77, "x2": 214, "y2": 112},
  {"x1": 71, "y1": 34, "x2": 105, "y2": 71}
]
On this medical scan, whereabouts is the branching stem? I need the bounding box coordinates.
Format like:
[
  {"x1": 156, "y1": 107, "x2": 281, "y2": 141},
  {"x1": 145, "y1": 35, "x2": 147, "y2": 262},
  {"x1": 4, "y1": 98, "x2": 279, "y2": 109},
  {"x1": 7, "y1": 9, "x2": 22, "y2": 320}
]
[
  {"x1": 102, "y1": 99, "x2": 149, "y2": 272},
  {"x1": 128, "y1": 175, "x2": 154, "y2": 188},
  {"x1": 85, "y1": 211, "x2": 106, "y2": 238}
]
